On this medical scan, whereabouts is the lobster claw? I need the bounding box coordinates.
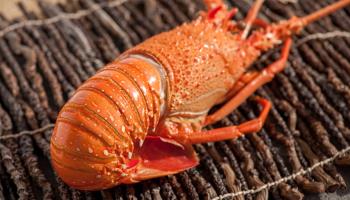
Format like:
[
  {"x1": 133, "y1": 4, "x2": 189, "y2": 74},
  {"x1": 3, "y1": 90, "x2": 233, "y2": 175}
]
[{"x1": 121, "y1": 136, "x2": 199, "y2": 183}]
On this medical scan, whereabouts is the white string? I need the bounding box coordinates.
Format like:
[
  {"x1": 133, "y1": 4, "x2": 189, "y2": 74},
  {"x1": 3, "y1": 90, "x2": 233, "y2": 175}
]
[
  {"x1": 212, "y1": 145, "x2": 350, "y2": 200},
  {"x1": 0, "y1": 0, "x2": 128, "y2": 38},
  {"x1": 277, "y1": 0, "x2": 298, "y2": 4},
  {"x1": 295, "y1": 30, "x2": 350, "y2": 47},
  {"x1": 0, "y1": 124, "x2": 55, "y2": 141}
]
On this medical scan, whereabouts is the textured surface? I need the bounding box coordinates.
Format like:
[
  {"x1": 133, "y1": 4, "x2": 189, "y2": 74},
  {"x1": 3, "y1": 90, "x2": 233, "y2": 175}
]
[
  {"x1": 0, "y1": 0, "x2": 350, "y2": 199},
  {"x1": 0, "y1": 0, "x2": 66, "y2": 19}
]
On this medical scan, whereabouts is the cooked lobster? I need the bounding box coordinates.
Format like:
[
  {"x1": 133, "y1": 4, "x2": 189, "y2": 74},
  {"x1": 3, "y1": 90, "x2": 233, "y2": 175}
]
[{"x1": 50, "y1": 0, "x2": 350, "y2": 190}]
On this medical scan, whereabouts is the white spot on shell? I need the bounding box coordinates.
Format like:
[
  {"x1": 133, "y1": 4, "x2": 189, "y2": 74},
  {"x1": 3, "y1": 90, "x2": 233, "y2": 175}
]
[
  {"x1": 149, "y1": 77, "x2": 156, "y2": 84},
  {"x1": 88, "y1": 147, "x2": 93, "y2": 154},
  {"x1": 266, "y1": 32, "x2": 274, "y2": 39},
  {"x1": 132, "y1": 91, "x2": 139, "y2": 99},
  {"x1": 121, "y1": 173, "x2": 127, "y2": 177},
  {"x1": 128, "y1": 152, "x2": 132, "y2": 159},
  {"x1": 103, "y1": 150, "x2": 109, "y2": 156},
  {"x1": 76, "y1": 148, "x2": 80, "y2": 152},
  {"x1": 121, "y1": 125, "x2": 126, "y2": 133},
  {"x1": 121, "y1": 164, "x2": 127, "y2": 169}
]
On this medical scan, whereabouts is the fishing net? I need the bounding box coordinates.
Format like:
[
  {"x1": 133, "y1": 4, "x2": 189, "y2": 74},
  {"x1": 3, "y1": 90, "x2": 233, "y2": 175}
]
[{"x1": 0, "y1": 0, "x2": 350, "y2": 199}]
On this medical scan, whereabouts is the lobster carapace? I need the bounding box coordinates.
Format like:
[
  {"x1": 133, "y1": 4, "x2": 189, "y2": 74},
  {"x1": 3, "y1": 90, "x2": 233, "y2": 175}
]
[{"x1": 50, "y1": 0, "x2": 350, "y2": 190}]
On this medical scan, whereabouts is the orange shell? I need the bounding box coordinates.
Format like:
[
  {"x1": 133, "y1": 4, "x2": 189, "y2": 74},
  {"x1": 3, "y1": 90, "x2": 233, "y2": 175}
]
[{"x1": 51, "y1": 57, "x2": 163, "y2": 190}]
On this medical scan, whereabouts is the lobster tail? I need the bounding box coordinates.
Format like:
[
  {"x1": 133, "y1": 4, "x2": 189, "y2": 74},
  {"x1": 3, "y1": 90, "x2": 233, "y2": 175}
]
[{"x1": 51, "y1": 56, "x2": 166, "y2": 190}]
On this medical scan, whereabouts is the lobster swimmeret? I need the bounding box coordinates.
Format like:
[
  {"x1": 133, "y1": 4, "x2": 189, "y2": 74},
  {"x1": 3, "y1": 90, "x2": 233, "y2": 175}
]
[{"x1": 50, "y1": 0, "x2": 350, "y2": 190}]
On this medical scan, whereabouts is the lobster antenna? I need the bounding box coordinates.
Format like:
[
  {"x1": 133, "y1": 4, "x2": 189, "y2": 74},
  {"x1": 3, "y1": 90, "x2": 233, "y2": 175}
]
[
  {"x1": 300, "y1": 0, "x2": 350, "y2": 26},
  {"x1": 242, "y1": 0, "x2": 265, "y2": 39}
]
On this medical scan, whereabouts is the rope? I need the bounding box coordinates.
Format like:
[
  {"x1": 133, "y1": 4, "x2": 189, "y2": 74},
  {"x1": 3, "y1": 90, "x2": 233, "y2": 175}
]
[
  {"x1": 212, "y1": 145, "x2": 350, "y2": 199},
  {"x1": 0, "y1": 0, "x2": 128, "y2": 38},
  {"x1": 0, "y1": 124, "x2": 54, "y2": 141},
  {"x1": 277, "y1": 0, "x2": 298, "y2": 4},
  {"x1": 295, "y1": 30, "x2": 350, "y2": 47}
]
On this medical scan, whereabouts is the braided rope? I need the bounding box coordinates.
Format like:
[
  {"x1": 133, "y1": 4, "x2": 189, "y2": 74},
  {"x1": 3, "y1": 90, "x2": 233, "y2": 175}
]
[{"x1": 0, "y1": 124, "x2": 55, "y2": 141}]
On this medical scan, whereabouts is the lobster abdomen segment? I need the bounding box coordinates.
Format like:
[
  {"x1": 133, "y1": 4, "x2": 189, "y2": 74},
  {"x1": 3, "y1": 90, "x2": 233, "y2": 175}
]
[{"x1": 51, "y1": 56, "x2": 166, "y2": 190}]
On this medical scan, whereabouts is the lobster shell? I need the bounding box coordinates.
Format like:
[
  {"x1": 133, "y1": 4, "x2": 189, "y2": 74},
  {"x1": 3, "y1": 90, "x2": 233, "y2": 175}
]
[{"x1": 51, "y1": 56, "x2": 167, "y2": 190}]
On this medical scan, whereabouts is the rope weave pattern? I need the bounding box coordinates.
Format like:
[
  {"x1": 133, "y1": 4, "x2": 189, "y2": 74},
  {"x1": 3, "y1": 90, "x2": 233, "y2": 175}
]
[
  {"x1": 212, "y1": 145, "x2": 350, "y2": 199},
  {"x1": 0, "y1": 5, "x2": 348, "y2": 196},
  {"x1": 0, "y1": 0, "x2": 128, "y2": 38}
]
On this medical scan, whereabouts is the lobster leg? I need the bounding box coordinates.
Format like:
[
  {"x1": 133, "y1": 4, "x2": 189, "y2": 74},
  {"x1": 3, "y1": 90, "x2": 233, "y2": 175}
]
[
  {"x1": 252, "y1": 18, "x2": 269, "y2": 28},
  {"x1": 204, "y1": 38, "x2": 292, "y2": 126},
  {"x1": 129, "y1": 98, "x2": 270, "y2": 180},
  {"x1": 185, "y1": 97, "x2": 271, "y2": 144},
  {"x1": 226, "y1": 70, "x2": 260, "y2": 99}
]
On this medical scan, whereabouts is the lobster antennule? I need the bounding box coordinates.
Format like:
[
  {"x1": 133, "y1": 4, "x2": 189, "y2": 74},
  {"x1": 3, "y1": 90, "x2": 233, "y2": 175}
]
[{"x1": 241, "y1": 0, "x2": 265, "y2": 39}]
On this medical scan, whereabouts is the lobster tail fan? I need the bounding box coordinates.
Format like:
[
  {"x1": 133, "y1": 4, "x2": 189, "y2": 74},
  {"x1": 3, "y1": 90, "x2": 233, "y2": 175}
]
[{"x1": 121, "y1": 136, "x2": 198, "y2": 183}]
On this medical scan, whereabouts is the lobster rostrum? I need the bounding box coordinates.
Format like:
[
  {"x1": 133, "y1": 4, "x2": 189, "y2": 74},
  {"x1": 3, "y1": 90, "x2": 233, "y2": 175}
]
[{"x1": 50, "y1": 0, "x2": 350, "y2": 190}]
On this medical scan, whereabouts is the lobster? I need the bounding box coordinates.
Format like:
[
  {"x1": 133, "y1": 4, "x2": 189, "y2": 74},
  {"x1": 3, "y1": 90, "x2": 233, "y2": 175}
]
[{"x1": 50, "y1": 0, "x2": 350, "y2": 190}]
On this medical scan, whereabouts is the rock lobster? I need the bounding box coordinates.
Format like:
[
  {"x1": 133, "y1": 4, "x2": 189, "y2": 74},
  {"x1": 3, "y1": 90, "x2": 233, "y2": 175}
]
[{"x1": 50, "y1": 0, "x2": 350, "y2": 190}]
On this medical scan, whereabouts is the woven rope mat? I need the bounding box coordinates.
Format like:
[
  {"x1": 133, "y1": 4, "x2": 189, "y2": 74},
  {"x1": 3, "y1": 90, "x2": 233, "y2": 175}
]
[{"x1": 0, "y1": 0, "x2": 350, "y2": 199}]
